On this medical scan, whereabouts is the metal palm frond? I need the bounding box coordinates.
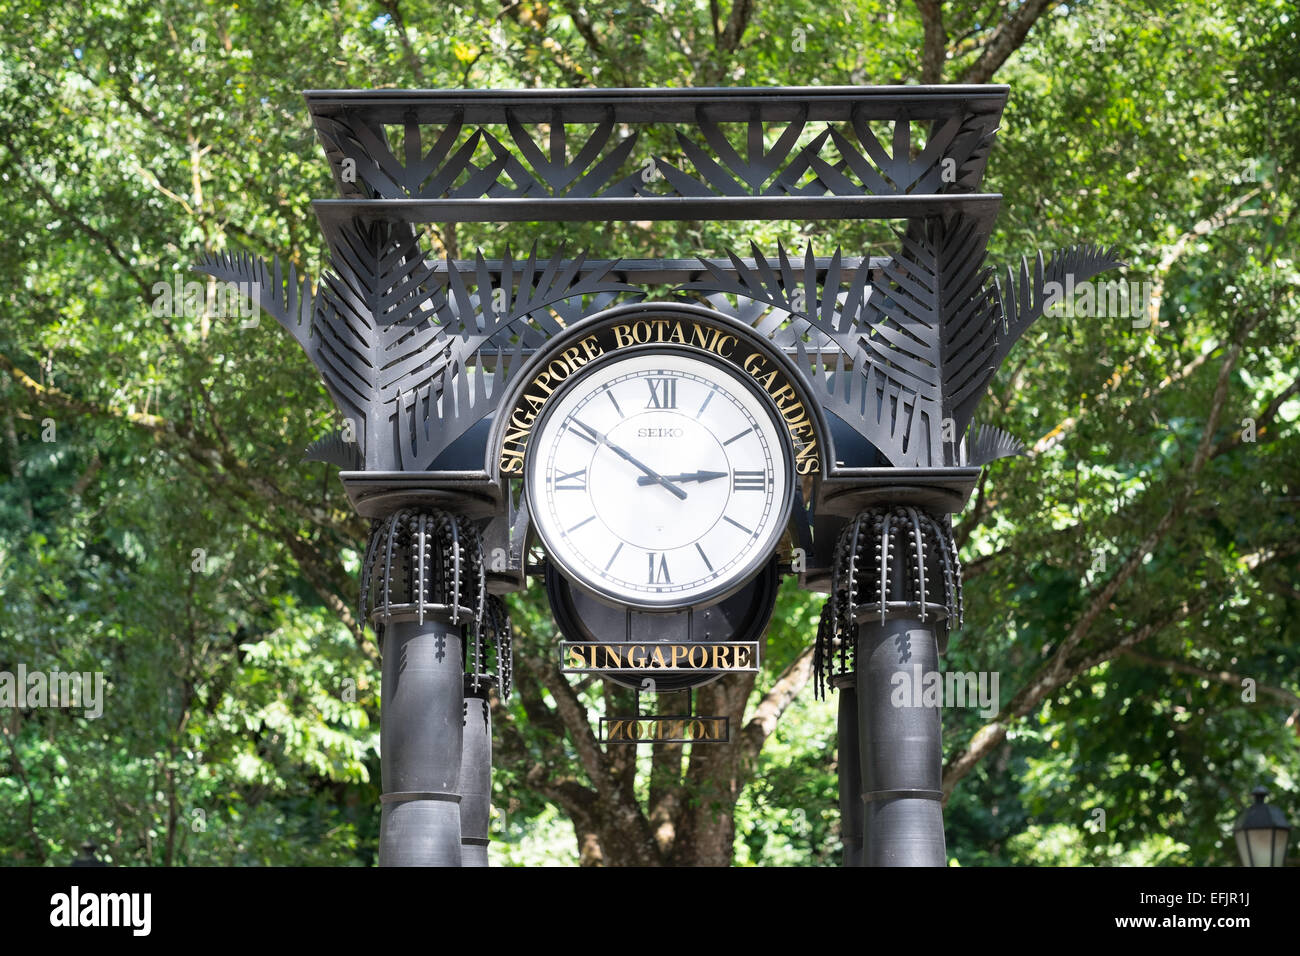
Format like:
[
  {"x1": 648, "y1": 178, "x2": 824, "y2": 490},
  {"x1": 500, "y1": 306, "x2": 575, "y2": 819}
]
[
  {"x1": 304, "y1": 429, "x2": 363, "y2": 470},
  {"x1": 944, "y1": 243, "x2": 1126, "y2": 436},
  {"x1": 962, "y1": 422, "x2": 1027, "y2": 466},
  {"x1": 680, "y1": 241, "x2": 872, "y2": 357},
  {"x1": 192, "y1": 251, "x2": 316, "y2": 349},
  {"x1": 313, "y1": 223, "x2": 448, "y2": 465},
  {"x1": 397, "y1": 337, "x2": 527, "y2": 471},
  {"x1": 852, "y1": 216, "x2": 994, "y2": 467}
]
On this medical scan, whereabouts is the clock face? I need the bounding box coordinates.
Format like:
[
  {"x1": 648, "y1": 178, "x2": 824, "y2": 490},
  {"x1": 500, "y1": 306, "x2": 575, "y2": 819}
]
[{"x1": 525, "y1": 349, "x2": 793, "y2": 609}]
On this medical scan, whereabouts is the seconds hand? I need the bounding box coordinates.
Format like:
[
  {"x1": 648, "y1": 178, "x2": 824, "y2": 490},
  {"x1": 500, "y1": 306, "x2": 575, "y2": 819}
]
[{"x1": 572, "y1": 420, "x2": 688, "y2": 501}]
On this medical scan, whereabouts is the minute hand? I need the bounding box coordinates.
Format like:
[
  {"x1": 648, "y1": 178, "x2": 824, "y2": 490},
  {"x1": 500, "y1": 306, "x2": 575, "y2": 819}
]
[
  {"x1": 573, "y1": 421, "x2": 688, "y2": 500},
  {"x1": 636, "y1": 470, "x2": 727, "y2": 485}
]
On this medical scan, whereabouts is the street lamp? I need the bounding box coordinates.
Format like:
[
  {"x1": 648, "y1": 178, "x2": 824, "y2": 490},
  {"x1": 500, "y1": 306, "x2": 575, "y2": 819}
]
[
  {"x1": 1233, "y1": 786, "x2": 1291, "y2": 867},
  {"x1": 70, "y1": 840, "x2": 107, "y2": 866}
]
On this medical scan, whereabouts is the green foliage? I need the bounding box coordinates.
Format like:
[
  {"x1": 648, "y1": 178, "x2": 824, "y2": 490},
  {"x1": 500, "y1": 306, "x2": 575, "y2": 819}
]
[{"x1": 1, "y1": 0, "x2": 1296, "y2": 866}]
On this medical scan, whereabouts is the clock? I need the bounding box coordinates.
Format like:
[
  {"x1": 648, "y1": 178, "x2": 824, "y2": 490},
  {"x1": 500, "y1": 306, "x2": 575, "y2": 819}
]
[{"x1": 524, "y1": 348, "x2": 794, "y2": 610}]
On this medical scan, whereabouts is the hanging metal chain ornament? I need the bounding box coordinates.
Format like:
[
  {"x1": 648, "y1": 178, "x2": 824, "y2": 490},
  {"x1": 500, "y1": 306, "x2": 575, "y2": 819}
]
[{"x1": 459, "y1": 594, "x2": 512, "y2": 866}]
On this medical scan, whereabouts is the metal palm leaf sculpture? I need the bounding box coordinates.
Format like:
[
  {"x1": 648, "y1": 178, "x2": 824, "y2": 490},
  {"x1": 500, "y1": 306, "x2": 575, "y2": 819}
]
[
  {"x1": 676, "y1": 221, "x2": 1122, "y2": 470},
  {"x1": 196, "y1": 233, "x2": 636, "y2": 472},
  {"x1": 196, "y1": 223, "x2": 446, "y2": 465}
]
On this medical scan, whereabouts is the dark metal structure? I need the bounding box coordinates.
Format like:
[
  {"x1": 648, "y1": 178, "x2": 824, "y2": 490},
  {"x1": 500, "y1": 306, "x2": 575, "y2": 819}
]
[
  {"x1": 200, "y1": 85, "x2": 1118, "y2": 866},
  {"x1": 1233, "y1": 786, "x2": 1292, "y2": 867}
]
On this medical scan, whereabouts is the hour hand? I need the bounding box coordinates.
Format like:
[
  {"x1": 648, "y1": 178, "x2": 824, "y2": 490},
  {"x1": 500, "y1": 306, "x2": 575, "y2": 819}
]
[
  {"x1": 572, "y1": 420, "x2": 688, "y2": 500},
  {"x1": 636, "y1": 470, "x2": 727, "y2": 485}
]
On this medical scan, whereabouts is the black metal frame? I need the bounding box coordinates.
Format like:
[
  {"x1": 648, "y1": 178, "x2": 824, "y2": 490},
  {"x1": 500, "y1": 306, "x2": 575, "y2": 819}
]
[{"x1": 199, "y1": 84, "x2": 1122, "y2": 868}]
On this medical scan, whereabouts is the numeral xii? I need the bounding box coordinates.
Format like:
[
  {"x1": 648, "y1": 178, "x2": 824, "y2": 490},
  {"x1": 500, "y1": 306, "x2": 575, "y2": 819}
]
[{"x1": 646, "y1": 377, "x2": 677, "y2": 409}]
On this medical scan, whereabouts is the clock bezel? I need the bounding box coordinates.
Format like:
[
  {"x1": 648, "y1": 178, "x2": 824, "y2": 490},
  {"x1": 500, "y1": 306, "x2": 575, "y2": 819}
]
[{"x1": 523, "y1": 343, "x2": 796, "y2": 613}]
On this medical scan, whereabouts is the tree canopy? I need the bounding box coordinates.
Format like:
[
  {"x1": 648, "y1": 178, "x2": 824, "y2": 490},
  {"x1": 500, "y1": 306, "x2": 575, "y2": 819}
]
[{"x1": 1, "y1": 0, "x2": 1296, "y2": 866}]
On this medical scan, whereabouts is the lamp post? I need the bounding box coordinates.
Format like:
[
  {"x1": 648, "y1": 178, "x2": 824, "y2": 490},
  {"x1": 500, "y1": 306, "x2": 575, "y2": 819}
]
[
  {"x1": 70, "y1": 840, "x2": 108, "y2": 867},
  {"x1": 1233, "y1": 786, "x2": 1291, "y2": 867}
]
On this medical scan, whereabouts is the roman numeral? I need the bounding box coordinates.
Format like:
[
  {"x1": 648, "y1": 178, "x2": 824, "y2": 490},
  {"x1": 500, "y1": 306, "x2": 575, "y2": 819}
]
[
  {"x1": 566, "y1": 515, "x2": 596, "y2": 533},
  {"x1": 604, "y1": 542, "x2": 623, "y2": 572},
  {"x1": 647, "y1": 552, "x2": 671, "y2": 584},
  {"x1": 554, "y1": 468, "x2": 587, "y2": 490},
  {"x1": 695, "y1": 543, "x2": 713, "y2": 572},
  {"x1": 645, "y1": 377, "x2": 677, "y2": 409},
  {"x1": 732, "y1": 470, "x2": 767, "y2": 491},
  {"x1": 570, "y1": 418, "x2": 599, "y2": 444}
]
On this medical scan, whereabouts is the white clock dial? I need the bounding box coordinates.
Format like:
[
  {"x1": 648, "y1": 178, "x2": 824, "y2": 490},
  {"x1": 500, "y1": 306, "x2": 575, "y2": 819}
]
[{"x1": 524, "y1": 350, "x2": 793, "y2": 609}]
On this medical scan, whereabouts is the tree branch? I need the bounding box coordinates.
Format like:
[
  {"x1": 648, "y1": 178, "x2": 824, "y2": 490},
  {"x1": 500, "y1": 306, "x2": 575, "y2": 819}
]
[
  {"x1": 382, "y1": 0, "x2": 426, "y2": 85},
  {"x1": 944, "y1": 537, "x2": 1297, "y2": 798},
  {"x1": 958, "y1": 0, "x2": 1060, "y2": 84},
  {"x1": 942, "y1": 593, "x2": 1205, "y2": 798},
  {"x1": 1120, "y1": 650, "x2": 1300, "y2": 708},
  {"x1": 742, "y1": 645, "x2": 815, "y2": 760},
  {"x1": 519, "y1": 654, "x2": 612, "y2": 797},
  {"x1": 913, "y1": 0, "x2": 947, "y2": 84},
  {"x1": 0, "y1": 716, "x2": 45, "y2": 863}
]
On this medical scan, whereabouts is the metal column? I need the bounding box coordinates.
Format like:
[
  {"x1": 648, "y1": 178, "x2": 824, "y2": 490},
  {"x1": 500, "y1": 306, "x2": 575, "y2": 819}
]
[
  {"x1": 379, "y1": 617, "x2": 466, "y2": 865},
  {"x1": 363, "y1": 509, "x2": 487, "y2": 867},
  {"x1": 835, "y1": 678, "x2": 864, "y2": 867},
  {"x1": 857, "y1": 616, "x2": 946, "y2": 866},
  {"x1": 457, "y1": 688, "x2": 493, "y2": 866},
  {"x1": 818, "y1": 504, "x2": 962, "y2": 868}
]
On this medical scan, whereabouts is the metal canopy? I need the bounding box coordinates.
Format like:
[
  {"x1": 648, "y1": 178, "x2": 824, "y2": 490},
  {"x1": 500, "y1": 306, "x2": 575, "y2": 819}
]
[
  {"x1": 303, "y1": 85, "x2": 1010, "y2": 122},
  {"x1": 199, "y1": 82, "x2": 1120, "y2": 583},
  {"x1": 304, "y1": 85, "x2": 1008, "y2": 214},
  {"x1": 311, "y1": 194, "x2": 1002, "y2": 226}
]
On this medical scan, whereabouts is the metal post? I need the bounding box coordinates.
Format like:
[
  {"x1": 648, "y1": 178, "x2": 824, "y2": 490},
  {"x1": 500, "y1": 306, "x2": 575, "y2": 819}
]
[
  {"x1": 379, "y1": 617, "x2": 466, "y2": 866},
  {"x1": 363, "y1": 509, "x2": 487, "y2": 868},
  {"x1": 458, "y1": 687, "x2": 493, "y2": 866},
  {"x1": 819, "y1": 505, "x2": 961, "y2": 868},
  {"x1": 835, "y1": 678, "x2": 864, "y2": 867},
  {"x1": 857, "y1": 615, "x2": 946, "y2": 866}
]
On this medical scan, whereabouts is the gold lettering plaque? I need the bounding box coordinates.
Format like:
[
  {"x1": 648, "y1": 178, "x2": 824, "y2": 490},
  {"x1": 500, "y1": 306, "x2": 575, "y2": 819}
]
[
  {"x1": 601, "y1": 716, "x2": 730, "y2": 744},
  {"x1": 561, "y1": 642, "x2": 759, "y2": 674},
  {"x1": 498, "y1": 317, "x2": 820, "y2": 475}
]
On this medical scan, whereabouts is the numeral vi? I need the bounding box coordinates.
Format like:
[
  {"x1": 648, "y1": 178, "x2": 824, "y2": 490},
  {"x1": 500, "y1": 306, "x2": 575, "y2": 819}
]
[{"x1": 647, "y1": 553, "x2": 671, "y2": 584}]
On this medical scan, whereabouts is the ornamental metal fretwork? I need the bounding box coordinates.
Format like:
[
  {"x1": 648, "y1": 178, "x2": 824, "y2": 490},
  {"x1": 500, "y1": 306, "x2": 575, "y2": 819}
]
[
  {"x1": 200, "y1": 85, "x2": 1121, "y2": 868},
  {"x1": 197, "y1": 226, "x2": 1119, "y2": 476},
  {"x1": 306, "y1": 88, "x2": 1002, "y2": 207}
]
